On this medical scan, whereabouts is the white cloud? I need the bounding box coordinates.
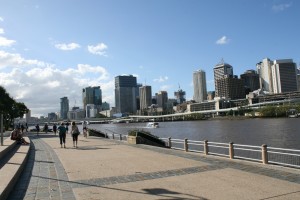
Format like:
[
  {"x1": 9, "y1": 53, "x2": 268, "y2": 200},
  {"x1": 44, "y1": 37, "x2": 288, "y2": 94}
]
[
  {"x1": 0, "y1": 17, "x2": 3, "y2": 22},
  {"x1": 272, "y1": 3, "x2": 292, "y2": 12},
  {"x1": 153, "y1": 76, "x2": 169, "y2": 82},
  {"x1": 160, "y1": 85, "x2": 172, "y2": 91},
  {"x1": 0, "y1": 50, "x2": 114, "y2": 117},
  {"x1": 0, "y1": 36, "x2": 16, "y2": 47},
  {"x1": 0, "y1": 28, "x2": 4, "y2": 34},
  {"x1": 55, "y1": 42, "x2": 80, "y2": 51},
  {"x1": 216, "y1": 36, "x2": 229, "y2": 45},
  {"x1": 0, "y1": 51, "x2": 48, "y2": 69},
  {"x1": 88, "y1": 43, "x2": 108, "y2": 56}
]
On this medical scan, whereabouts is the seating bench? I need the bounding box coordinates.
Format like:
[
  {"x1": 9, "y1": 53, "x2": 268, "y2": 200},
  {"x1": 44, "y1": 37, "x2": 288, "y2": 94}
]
[{"x1": 0, "y1": 137, "x2": 30, "y2": 200}]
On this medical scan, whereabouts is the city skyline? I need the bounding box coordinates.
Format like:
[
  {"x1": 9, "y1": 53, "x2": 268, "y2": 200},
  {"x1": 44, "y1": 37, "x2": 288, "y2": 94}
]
[{"x1": 0, "y1": 0, "x2": 299, "y2": 117}]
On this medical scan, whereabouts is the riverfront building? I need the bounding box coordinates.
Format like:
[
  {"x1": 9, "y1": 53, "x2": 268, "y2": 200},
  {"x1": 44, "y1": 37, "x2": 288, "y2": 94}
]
[
  {"x1": 193, "y1": 69, "x2": 207, "y2": 103},
  {"x1": 60, "y1": 97, "x2": 69, "y2": 120},
  {"x1": 257, "y1": 58, "x2": 274, "y2": 93},
  {"x1": 115, "y1": 75, "x2": 137, "y2": 114},
  {"x1": 257, "y1": 58, "x2": 298, "y2": 94},
  {"x1": 214, "y1": 61, "x2": 233, "y2": 97},
  {"x1": 240, "y1": 70, "x2": 260, "y2": 93},
  {"x1": 216, "y1": 75, "x2": 245, "y2": 100},
  {"x1": 139, "y1": 85, "x2": 152, "y2": 111},
  {"x1": 271, "y1": 59, "x2": 298, "y2": 93},
  {"x1": 82, "y1": 86, "x2": 102, "y2": 113},
  {"x1": 156, "y1": 91, "x2": 168, "y2": 111}
]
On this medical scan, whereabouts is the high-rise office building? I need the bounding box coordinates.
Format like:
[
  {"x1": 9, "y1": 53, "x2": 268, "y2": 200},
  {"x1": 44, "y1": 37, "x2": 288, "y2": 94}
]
[
  {"x1": 60, "y1": 97, "x2": 69, "y2": 120},
  {"x1": 272, "y1": 59, "x2": 298, "y2": 93},
  {"x1": 82, "y1": 86, "x2": 102, "y2": 111},
  {"x1": 216, "y1": 75, "x2": 245, "y2": 100},
  {"x1": 193, "y1": 69, "x2": 207, "y2": 102},
  {"x1": 156, "y1": 91, "x2": 168, "y2": 111},
  {"x1": 256, "y1": 58, "x2": 273, "y2": 93},
  {"x1": 214, "y1": 61, "x2": 233, "y2": 97},
  {"x1": 240, "y1": 70, "x2": 260, "y2": 93},
  {"x1": 139, "y1": 86, "x2": 152, "y2": 111},
  {"x1": 115, "y1": 75, "x2": 137, "y2": 114}
]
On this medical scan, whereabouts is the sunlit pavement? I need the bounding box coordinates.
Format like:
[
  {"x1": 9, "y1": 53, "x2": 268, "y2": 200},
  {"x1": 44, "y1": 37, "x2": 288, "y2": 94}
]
[{"x1": 8, "y1": 132, "x2": 300, "y2": 200}]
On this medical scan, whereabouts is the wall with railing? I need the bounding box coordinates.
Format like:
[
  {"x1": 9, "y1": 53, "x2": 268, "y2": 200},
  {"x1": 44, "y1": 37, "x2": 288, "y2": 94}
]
[
  {"x1": 90, "y1": 129, "x2": 300, "y2": 169},
  {"x1": 160, "y1": 137, "x2": 300, "y2": 169}
]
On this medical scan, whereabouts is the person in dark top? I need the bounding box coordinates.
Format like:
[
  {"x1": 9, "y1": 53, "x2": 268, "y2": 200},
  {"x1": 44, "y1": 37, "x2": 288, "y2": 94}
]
[
  {"x1": 44, "y1": 123, "x2": 49, "y2": 134},
  {"x1": 35, "y1": 124, "x2": 40, "y2": 136},
  {"x1": 57, "y1": 122, "x2": 67, "y2": 148},
  {"x1": 53, "y1": 124, "x2": 57, "y2": 135}
]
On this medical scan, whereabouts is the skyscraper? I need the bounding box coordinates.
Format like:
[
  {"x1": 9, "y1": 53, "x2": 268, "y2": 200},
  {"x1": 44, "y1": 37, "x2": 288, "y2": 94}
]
[
  {"x1": 272, "y1": 59, "x2": 298, "y2": 93},
  {"x1": 216, "y1": 75, "x2": 245, "y2": 100},
  {"x1": 156, "y1": 91, "x2": 168, "y2": 111},
  {"x1": 240, "y1": 70, "x2": 260, "y2": 93},
  {"x1": 139, "y1": 86, "x2": 152, "y2": 110},
  {"x1": 193, "y1": 69, "x2": 207, "y2": 102},
  {"x1": 82, "y1": 86, "x2": 102, "y2": 111},
  {"x1": 60, "y1": 97, "x2": 69, "y2": 120},
  {"x1": 115, "y1": 75, "x2": 137, "y2": 114},
  {"x1": 214, "y1": 61, "x2": 233, "y2": 97},
  {"x1": 174, "y1": 88, "x2": 186, "y2": 104},
  {"x1": 256, "y1": 58, "x2": 273, "y2": 93}
]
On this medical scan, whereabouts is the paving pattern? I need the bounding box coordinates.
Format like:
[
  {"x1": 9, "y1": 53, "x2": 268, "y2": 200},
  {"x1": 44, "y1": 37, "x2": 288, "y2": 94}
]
[
  {"x1": 8, "y1": 135, "x2": 76, "y2": 200},
  {"x1": 7, "y1": 135, "x2": 300, "y2": 199}
]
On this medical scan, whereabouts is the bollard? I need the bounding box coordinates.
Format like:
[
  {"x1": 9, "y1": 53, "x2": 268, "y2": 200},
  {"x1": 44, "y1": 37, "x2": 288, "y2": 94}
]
[
  {"x1": 204, "y1": 140, "x2": 208, "y2": 155},
  {"x1": 184, "y1": 138, "x2": 188, "y2": 152},
  {"x1": 112, "y1": 133, "x2": 115, "y2": 140},
  {"x1": 168, "y1": 137, "x2": 172, "y2": 148},
  {"x1": 120, "y1": 134, "x2": 122, "y2": 141},
  {"x1": 229, "y1": 142, "x2": 234, "y2": 159},
  {"x1": 262, "y1": 144, "x2": 268, "y2": 164}
]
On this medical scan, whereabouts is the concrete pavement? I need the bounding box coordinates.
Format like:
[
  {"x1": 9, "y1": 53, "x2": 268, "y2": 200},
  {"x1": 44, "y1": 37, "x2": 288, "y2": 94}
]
[{"x1": 8, "y1": 132, "x2": 300, "y2": 200}]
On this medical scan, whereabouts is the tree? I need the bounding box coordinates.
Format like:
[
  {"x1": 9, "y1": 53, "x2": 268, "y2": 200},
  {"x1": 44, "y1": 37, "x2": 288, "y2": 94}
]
[{"x1": 0, "y1": 86, "x2": 29, "y2": 129}]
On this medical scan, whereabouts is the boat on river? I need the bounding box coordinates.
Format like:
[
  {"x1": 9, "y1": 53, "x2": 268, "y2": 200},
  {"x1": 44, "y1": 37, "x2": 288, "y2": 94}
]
[
  {"x1": 288, "y1": 109, "x2": 298, "y2": 118},
  {"x1": 146, "y1": 122, "x2": 159, "y2": 128}
]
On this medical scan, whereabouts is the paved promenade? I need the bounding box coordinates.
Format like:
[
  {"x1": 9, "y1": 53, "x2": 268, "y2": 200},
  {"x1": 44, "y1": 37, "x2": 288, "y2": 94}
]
[{"x1": 7, "y1": 132, "x2": 300, "y2": 200}]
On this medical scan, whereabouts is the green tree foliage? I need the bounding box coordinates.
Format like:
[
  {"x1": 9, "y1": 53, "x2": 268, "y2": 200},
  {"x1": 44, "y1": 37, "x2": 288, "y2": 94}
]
[{"x1": 0, "y1": 86, "x2": 29, "y2": 129}]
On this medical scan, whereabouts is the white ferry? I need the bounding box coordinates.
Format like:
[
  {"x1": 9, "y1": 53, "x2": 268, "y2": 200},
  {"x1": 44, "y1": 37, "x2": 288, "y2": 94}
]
[{"x1": 146, "y1": 122, "x2": 159, "y2": 128}]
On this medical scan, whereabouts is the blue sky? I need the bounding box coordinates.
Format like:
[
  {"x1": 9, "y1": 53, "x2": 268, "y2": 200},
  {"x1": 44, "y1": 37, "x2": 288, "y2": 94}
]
[{"x1": 0, "y1": 0, "x2": 299, "y2": 117}]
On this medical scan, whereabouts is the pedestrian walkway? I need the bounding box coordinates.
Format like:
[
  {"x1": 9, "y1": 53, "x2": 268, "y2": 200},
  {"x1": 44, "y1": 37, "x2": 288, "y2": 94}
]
[{"x1": 8, "y1": 132, "x2": 300, "y2": 199}]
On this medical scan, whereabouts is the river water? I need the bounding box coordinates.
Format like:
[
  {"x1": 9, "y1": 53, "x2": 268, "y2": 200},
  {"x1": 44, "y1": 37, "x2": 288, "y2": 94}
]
[{"x1": 84, "y1": 118, "x2": 300, "y2": 149}]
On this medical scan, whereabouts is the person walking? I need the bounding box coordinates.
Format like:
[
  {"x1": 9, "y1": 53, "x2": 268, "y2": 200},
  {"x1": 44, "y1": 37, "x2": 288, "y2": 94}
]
[
  {"x1": 65, "y1": 121, "x2": 69, "y2": 134},
  {"x1": 44, "y1": 123, "x2": 49, "y2": 134},
  {"x1": 35, "y1": 124, "x2": 40, "y2": 136},
  {"x1": 82, "y1": 121, "x2": 88, "y2": 138},
  {"x1": 58, "y1": 122, "x2": 67, "y2": 148},
  {"x1": 25, "y1": 123, "x2": 28, "y2": 132},
  {"x1": 71, "y1": 121, "x2": 80, "y2": 148},
  {"x1": 53, "y1": 123, "x2": 57, "y2": 135}
]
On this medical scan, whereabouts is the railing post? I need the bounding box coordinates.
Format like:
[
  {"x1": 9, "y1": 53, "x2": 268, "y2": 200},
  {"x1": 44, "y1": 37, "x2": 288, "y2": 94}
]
[
  {"x1": 262, "y1": 144, "x2": 268, "y2": 164},
  {"x1": 112, "y1": 133, "x2": 114, "y2": 139},
  {"x1": 184, "y1": 138, "x2": 188, "y2": 152},
  {"x1": 120, "y1": 134, "x2": 122, "y2": 141},
  {"x1": 229, "y1": 142, "x2": 234, "y2": 159},
  {"x1": 168, "y1": 137, "x2": 172, "y2": 148},
  {"x1": 204, "y1": 140, "x2": 208, "y2": 155}
]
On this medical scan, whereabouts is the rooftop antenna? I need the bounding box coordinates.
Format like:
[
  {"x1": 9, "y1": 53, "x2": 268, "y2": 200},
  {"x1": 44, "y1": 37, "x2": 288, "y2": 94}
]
[
  {"x1": 178, "y1": 83, "x2": 181, "y2": 90},
  {"x1": 220, "y1": 58, "x2": 224, "y2": 65}
]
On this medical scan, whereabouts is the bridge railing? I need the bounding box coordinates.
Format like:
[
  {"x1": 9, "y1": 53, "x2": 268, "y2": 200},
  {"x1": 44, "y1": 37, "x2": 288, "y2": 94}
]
[{"x1": 160, "y1": 137, "x2": 300, "y2": 169}]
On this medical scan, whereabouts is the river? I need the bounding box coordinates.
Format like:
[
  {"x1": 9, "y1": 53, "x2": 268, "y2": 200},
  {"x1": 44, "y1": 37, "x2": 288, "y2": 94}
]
[{"x1": 83, "y1": 118, "x2": 300, "y2": 149}]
